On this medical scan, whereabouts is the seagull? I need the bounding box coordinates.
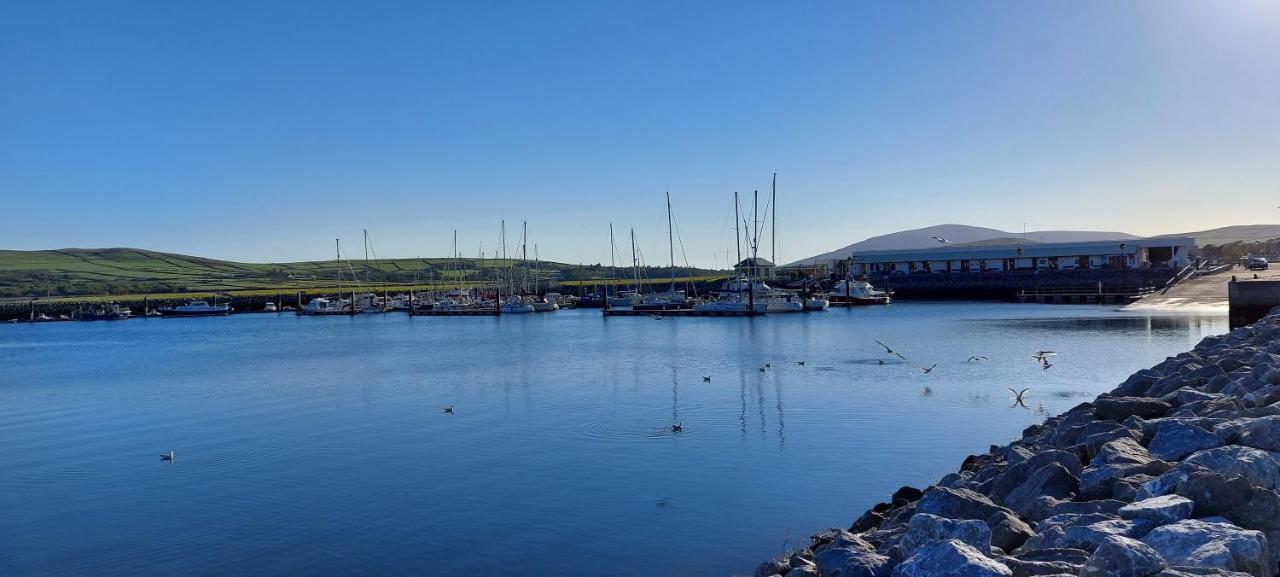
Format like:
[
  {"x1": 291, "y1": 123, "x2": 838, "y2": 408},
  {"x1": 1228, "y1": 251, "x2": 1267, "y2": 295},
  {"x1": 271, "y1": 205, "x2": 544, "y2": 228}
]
[
  {"x1": 443, "y1": 405, "x2": 454, "y2": 414},
  {"x1": 1030, "y1": 351, "x2": 1057, "y2": 365},
  {"x1": 877, "y1": 359, "x2": 885, "y2": 365},
  {"x1": 967, "y1": 356, "x2": 989, "y2": 363},
  {"x1": 796, "y1": 361, "x2": 805, "y2": 366},
  {"x1": 702, "y1": 376, "x2": 711, "y2": 382},
  {"x1": 671, "y1": 422, "x2": 684, "y2": 433},
  {"x1": 875, "y1": 340, "x2": 908, "y2": 360},
  {"x1": 650, "y1": 314, "x2": 666, "y2": 320},
  {"x1": 922, "y1": 386, "x2": 933, "y2": 395},
  {"x1": 1042, "y1": 362, "x2": 1054, "y2": 371},
  {"x1": 160, "y1": 451, "x2": 175, "y2": 462},
  {"x1": 932, "y1": 236, "x2": 952, "y2": 244},
  {"x1": 1008, "y1": 387, "x2": 1029, "y2": 406},
  {"x1": 920, "y1": 364, "x2": 937, "y2": 374},
  {"x1": 759, "y1": 367, "x2": 767, "y2": 372},
  {"x1": 764, "y1": 363, "x2": 771, "y2": 369}
]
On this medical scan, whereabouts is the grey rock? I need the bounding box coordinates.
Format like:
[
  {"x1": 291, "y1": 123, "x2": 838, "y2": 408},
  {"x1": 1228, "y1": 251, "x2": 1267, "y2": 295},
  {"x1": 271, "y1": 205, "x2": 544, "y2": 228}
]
[
  {"x1": 915, "y1": 487, "x2": 1014, "y2": 522},
  {"x1": 1005, "y1": 463, "x2": 1080, "y2": 518},
  {"x1": 1155, "y1": 568, "x2": 1255, "y2": 577},
  {"x1": 756, "y1": 557, "x2": 790, "y2": 577},
  {"x1": 1116, "y1": 475, "x2": 1159, "y2": 502},
  {"x1": 997, "y1": 555, "x2": 1080, "y2": 576},
  {"x1": 1048, "y1": 499, "x2": 1127, "y2": 518},
  {"x1": 895, "y1": 514, "x2": 992, "y2": 560},
  {"x1": 814, "y1": 532, "x2": 893, "y2": 577},
  {"x1": 786, "y1": 566, "x2": 819, "y2": 577},
  {"x1": 1141, "y1": 519, "x2": 1273, "y2": 577},
  {"x1": 1083, "y1": 461, "x2": 1172, "y2": 500},
  {"x1": 1149, "y1": 422, "x2": 1225, "y2": 461},
  {"x1": 1239, "y1": 416, "x2": 1280, "y2": 452},
  {"x1": 992, "y1": 451, "x2": 1085, "y2": 505},
  {"x1": 1013, "y1": 548, "x2": 1091, "y2": 565},
  {"x1": 1183, "y1": 446, "x2": 1280, "y2": 491},
  {"x1": 1095, "y1": 397, "x2": 1173, "y2": 421},
  {"x1": 1116, "y1": 369, "x2": 1164, "y2": 397},
  {"x1": 1092, "y1": 438, "x2": 1157, "y2": 467},
  {"x1": 988, "y1": 511, "x2": 1035, "y2": 552},
  {"x1": 1079, "y1": 535, "x2": 1167, "y2": 577},
  {"x1": 1119, "y1": 495, "x2": 1195, "y2": 525},
  {"x1": 890, "y1": 540, "x2": 1012, "y2": 577}
]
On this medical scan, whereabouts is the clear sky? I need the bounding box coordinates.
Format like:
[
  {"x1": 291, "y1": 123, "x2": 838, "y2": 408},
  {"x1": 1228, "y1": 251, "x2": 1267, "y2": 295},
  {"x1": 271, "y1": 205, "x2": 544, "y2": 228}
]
[{"x1": 2, "y1": 2, "x2": 1278, "y2": 267}]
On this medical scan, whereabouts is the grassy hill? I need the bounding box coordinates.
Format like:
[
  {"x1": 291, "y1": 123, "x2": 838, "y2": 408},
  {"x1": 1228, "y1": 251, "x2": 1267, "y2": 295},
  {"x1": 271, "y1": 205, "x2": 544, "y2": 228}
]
[{"x1": 0, "y1": 248, "x2": 723, "y2": 298}]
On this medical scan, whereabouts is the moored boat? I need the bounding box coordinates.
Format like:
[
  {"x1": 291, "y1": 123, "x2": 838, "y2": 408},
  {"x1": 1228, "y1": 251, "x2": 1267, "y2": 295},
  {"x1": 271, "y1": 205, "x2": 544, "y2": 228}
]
[
  {"x1": 158, "y1": 300, "x2": 232, "y2": 317},
  {"x1": 828, "y1": 278, "x2": 891, "y2": 306},
  {"x1": 79, "y1": 302, "x2": 131, "y2": 321}
]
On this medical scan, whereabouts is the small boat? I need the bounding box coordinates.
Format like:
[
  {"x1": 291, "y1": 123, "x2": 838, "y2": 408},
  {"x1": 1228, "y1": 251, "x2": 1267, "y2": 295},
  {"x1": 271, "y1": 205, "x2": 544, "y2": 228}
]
[
  {"x1": 530, "y1": 297, "x2": 559, "y2": 312},
  {"x1": 693, "y1": 296, "x2": 768, "y2": 314},
  {"x1": 158, "y1": 300, "x2": 232, "y2": 317},
  {"x1": 499, "y1": 297, "x2": 534, "y2": 314},
  {"x1": 828, "y1": 278, "x2": 891, "y2": 306},
  {"x1": 79, "y1": 302, "x2": 131, "y2": 321},
  {"x1": 263, "y1": 302, "x2": 278, "y2": 312},
  {"x1": 296, "y1": 297, "x2": 355, "y2": 316},
  {"x1": 803, "y1": 296, "x2": 830, "y2": 311}
]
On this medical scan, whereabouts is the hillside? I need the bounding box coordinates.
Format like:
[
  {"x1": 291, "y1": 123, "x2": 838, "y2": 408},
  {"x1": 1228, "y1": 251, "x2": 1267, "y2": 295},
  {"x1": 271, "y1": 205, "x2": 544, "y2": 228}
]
[
  {"x1": 0, "y1": 248, "x2": 721, "y2": 298},
  {"x1": 1158, "y1": 225, "x2": 1280, "y2": 247},
  {"x1": 790, "y1": 224, "x2": 1139, "y2": 265}
]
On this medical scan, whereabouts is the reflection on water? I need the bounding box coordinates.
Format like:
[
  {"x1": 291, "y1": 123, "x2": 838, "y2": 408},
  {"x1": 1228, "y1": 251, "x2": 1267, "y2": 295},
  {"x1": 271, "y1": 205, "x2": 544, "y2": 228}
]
[{"x1": 0, "y1": 303, "x2": 1228, "y2": 577}]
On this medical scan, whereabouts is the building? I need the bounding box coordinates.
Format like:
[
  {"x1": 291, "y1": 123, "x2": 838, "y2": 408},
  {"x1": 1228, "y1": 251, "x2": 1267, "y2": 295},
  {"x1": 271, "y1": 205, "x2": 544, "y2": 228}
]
[
  {"x1": 829, "y1": 238, "x2": 1195, "y2": 277},
  {"x1": 734, "y1": 257, "x2": 776, "y2": 279}
]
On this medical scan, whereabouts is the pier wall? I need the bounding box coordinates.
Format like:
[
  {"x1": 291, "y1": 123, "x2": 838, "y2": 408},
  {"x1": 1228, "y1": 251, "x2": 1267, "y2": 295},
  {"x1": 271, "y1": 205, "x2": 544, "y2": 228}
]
[
  {"x1": 871, "y1": 269, "x2": 1175, "y2": 301},
  {"x1": 1229, "y1": 279, "x2": 1280, "y2": 329},
  {"x1": 752, "y1": 308, "x2": 1280, "y2": 577}
]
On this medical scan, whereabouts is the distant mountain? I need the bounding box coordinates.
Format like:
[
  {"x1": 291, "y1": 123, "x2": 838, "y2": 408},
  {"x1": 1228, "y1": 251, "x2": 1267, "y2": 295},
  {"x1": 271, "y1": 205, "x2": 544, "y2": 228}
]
[
  {"x1": 1157, "y1": 225, "x2": 1280, "y2": 247},
  {"x1": 790, "y1": 224, "x2": 1140, "y2": 265}
]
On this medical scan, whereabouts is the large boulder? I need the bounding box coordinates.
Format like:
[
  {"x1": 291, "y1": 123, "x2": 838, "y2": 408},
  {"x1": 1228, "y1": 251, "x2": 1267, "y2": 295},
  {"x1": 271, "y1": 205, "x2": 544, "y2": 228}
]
[
  {"x1": 894, "y1": 514, "x2": 992, "y2": 560},
  {"x1": 890, "y1": 540, "x2": 1012, "y2": 577},
  {"x1": 813, "y1": 531, "x2": 893, "y2": 577},
  {"x1": 1239, "y1": 417, "x2": 1280, "y2": 452},
  {"x1": 986, "y1": 511, "x2": 1034, "y2": 552},
  {"x1": 1149, "y1": 422, "x2": 1225, "y2": 461},
  {"x1": 1003, "y1": 463, "x2": 1080, "y2": 518},
  {"x1": 1018, "y1": 513, "x2": 1153, "y2": 553},
  {"x1": 1095, "y1": 397, "x2": 1173, "y2": 421},
  {"x1": 1120, "y1": 495, "x2": 1196, "y2": 525},
  {"x1": 990, "y1": 450, "x2": 1084, "y2": 504},
  {"x1": 1080, "y1": 535, "x2": 1167, "y2": 577},
  {"x1": 915, "y1": 487, "x2": 1013, "y2": 522},
  {"x1": 1182, "y1": 446, "x2": 1280, "y2": 491},
  {"x1": 1093, "y1": 438, "x2": 1158, "y2": 467},
  {"x1": 1141, "y1": 519, "x2": 1273, "y2": 577}
]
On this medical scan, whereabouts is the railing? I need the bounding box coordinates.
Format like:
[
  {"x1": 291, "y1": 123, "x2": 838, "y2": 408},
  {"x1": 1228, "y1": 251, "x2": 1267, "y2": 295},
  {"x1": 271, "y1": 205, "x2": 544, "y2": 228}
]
[{"x1": 1017, "y1": 285, "x2": 1158, "y2": 297}]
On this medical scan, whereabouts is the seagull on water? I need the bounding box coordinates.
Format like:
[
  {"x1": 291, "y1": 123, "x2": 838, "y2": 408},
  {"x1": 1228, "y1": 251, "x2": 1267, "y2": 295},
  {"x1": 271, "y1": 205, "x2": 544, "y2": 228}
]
[
  {"x1": 650, "y1": 314, "x2": 666, "y2": 320},
  {"x1": 160, "y1": 451, "x2": 175, "y2": 462},
  {"x1": 1008, "y1": 387, "x2": 1029, "y2": 406},
  {"x1": 702, "y1": 376, "x2": 711, "y2": 382},
  {"x1": 443, "y1": 405, "x2": 454, "y2": 414},
  {"x1": 875, "y1": 340, "x2": 908, "y2": 360},
  {"x1": 671, "y1": 422, "x2": 684, "y2": 433},
  {"x1": 920, "y1": 364, "x2": 937, "y2": 374},
  {"x1": 796, "y1": 361, "x2": 805, "y2": 366}
]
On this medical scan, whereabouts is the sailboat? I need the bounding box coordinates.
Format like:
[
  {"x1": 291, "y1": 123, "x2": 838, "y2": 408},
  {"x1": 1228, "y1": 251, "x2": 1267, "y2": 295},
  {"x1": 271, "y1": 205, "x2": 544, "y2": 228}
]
[
  {"x1": 498, "y1": 220, "x2": 534, "y2": 314},
  {"x1": 635, "y1": 190, "x2": 689, "y2": 311},
  {"x1": 695, "y1": 190, "x2": 766, "y2": 314},
  {"x1": 298, "y1": 239, "x2": 357, "y2": 315},
  {"x1": 355, "y1": 229, "x2": 388, "y2": 313}
]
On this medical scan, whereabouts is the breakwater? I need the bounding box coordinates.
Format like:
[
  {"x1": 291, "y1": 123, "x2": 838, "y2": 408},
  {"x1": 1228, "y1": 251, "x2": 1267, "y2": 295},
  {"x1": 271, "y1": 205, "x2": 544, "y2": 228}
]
[{"x1": 754, "y1": 308, "x2": 1280, "y2": 577}]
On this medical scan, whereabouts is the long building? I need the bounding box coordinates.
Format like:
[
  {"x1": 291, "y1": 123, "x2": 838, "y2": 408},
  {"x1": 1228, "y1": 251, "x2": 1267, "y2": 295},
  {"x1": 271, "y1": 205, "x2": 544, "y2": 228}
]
[{"x1": 823, "y1": 237, "x2": 1196, "y2": 277}]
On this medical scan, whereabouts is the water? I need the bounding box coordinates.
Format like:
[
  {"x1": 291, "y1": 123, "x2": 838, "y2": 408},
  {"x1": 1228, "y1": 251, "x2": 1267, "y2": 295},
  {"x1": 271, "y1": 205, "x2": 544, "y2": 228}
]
[{"x1": 0, "y1": 303, "x2": 1227, "y2": 576}]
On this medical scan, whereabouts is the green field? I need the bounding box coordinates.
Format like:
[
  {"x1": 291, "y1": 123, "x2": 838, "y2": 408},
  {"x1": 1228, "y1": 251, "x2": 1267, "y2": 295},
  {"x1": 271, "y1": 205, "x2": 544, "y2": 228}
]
[{"x1": 0, "y1": 248, "x2": 725, "y2": 298}]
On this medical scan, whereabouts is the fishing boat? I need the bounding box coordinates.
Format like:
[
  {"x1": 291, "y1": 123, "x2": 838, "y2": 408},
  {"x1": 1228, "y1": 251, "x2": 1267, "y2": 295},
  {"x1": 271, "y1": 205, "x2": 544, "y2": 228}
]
[
  {"x1": 158, "y1": 300, "x2": 232, "y2": 317},
  {"x1": 828, "y1": 278, "x2": 891, "y2": 306},
  {"x1": 79, "y1": 302, "x2": 131, "y2": 321}
]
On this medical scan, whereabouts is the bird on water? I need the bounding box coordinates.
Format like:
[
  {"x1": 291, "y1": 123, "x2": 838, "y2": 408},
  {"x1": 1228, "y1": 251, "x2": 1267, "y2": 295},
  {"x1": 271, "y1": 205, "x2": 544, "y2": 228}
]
[
  {"x1": 1008, "y1": 387, "x2": 1030, "y2": 406},
  {"x1": 702, "y1": 376, "x2": 711, "y2": 382},
  {"x1": 160, "y1": 451, "x2": 175, "y2": 462},
  {"x1": 671, "y1": 422, "x2": 683, "y2": 433},
  {"x1": 443, "y1": 405, "x2": 454, "y2": 414}
]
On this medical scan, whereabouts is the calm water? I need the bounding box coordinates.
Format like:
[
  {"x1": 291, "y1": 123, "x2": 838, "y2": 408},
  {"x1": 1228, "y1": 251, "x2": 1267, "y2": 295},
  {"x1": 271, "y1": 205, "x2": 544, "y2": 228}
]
[{"x1": 0, "y1": 303, "x2": 1226, "y2": 576}]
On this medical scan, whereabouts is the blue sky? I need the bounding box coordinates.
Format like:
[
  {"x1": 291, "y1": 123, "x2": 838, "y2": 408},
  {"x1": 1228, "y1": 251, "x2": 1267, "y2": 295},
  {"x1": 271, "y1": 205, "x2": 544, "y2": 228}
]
[{"x1": 2, "y1": 1, "x2": 1278, "y2": 267}]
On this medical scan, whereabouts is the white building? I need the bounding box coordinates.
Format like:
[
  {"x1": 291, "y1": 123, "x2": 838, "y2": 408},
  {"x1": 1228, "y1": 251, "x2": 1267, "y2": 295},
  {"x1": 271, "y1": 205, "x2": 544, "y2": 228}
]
[{"x1": 833, "y1": 238, "x2": 1195, "y2": 276}]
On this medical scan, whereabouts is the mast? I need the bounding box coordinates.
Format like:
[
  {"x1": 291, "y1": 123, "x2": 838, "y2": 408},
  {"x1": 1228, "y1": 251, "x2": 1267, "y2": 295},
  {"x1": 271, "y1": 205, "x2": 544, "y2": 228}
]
[
  {"x1": 771, "y1": 173, "x2": 777, "y2": 277},
  {"x1": 501, "y1": 220, "x2": 508, "y2": 297},
  {"x1": 666, "y1": 189, "x2": 675, "y2": 294},
  {"x1": 734, "y1": 191, "x2": 741, "y2": 278},
  {"x1": 521, "y1": 221, "x2": 528, "y2": 295},
  {"x1": 607, "y1": 223, "x2": 616, "y2": 307},
  {"x1": 630, "y1": 228, "x2": 639, "y2": 294},
  {"x1": 363, "y1": 228, "x2": 370, "y2": 287}
]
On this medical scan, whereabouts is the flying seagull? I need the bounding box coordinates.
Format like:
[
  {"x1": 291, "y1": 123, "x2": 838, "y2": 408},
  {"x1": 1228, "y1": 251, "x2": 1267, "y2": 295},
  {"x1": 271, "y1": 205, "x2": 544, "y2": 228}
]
[
  {"x1": 967, "y1": 356, "x2": 989, "y2": 363},
  {"x1": 875, "y1": 340, "x2": 908, "y2": 360},
  {"x1": 920, "y1": 364, "x2": 937, "y2": 374},
  {"x1": 932, "y1": 236, "x2": 952, "y2": 244},
  {"x1": 1008, "y1": 387, "x2": 1029, "y2": 406}
]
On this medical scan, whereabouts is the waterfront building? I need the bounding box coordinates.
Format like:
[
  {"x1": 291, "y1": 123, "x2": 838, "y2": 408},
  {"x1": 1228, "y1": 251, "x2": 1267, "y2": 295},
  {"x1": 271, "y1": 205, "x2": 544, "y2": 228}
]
[{"x1": 819, "y1": 237, "x2": 1195, "y2": 277}]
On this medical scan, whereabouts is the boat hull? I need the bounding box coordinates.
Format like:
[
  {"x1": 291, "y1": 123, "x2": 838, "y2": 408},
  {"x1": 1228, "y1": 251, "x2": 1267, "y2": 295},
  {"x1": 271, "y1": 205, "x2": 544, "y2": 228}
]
[{"x1": 829, "y1": 296, "x2": 891, "y2": 306}]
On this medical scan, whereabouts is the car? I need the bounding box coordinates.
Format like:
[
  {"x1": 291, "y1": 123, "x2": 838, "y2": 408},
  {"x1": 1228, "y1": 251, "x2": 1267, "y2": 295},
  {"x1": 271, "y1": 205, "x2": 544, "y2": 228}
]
[{"x1": 1247, "y1": 258, "x2": 1269, "y2": 271}]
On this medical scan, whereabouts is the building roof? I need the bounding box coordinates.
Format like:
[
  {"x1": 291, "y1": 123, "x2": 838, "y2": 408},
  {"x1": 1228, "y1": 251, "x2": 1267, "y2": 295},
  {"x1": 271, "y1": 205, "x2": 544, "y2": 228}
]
[
  {"x1": 734, "y1": 257, "x2": 775, "y2": 268},
  {"x1": 835, "y1": 237, "x2": 1195, "y2": 264}
]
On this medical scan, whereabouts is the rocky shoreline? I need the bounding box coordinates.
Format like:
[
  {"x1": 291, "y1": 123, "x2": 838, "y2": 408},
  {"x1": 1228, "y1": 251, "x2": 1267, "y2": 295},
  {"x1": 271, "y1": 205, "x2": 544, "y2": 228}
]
[{"x1": 752, "y1": 309, "x2": 1280, "y2": 577}]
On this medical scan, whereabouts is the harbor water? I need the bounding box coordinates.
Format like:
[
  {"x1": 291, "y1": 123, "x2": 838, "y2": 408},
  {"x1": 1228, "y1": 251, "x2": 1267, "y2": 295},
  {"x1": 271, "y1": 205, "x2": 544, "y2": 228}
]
[{"x1": 0, "y1": 304, "x2": 1228, "y2": 576}]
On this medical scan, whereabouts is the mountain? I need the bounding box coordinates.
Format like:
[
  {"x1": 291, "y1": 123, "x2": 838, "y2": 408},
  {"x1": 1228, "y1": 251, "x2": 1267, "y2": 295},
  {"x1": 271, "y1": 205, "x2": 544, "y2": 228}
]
[
  {"x1": 1157, "y1": 225, "x2": 1280, "y2": 247},
  {"x1": 790, "y1": 224, "x2": 1140, "y2": 265}
]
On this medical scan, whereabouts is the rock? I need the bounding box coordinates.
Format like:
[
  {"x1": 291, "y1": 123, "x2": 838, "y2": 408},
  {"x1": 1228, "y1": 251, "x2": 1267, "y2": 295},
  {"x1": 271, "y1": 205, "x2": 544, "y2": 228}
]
[
  {"x1": 1013, "y1": 548, "x2": 1091, "y2": 566},
  {"x1": 1018, "y1": 514, "x2": 1152, "y2": 553},
  {"x1": 992, "y1": 451, "x2": 1085, "y2": 504},
  {"x1": 892, "y1": 486, "x2": 924, "y2": 504},
  {"x1": 1048, "y1": 499, "x2": 1127, "y2": 518},
  {"x1": 895, "y1": 514, "x2": 992, "y2": 560},
  {"x1": 756, "y1": 557, "x2": 790, "y2": 577},
  {"x1": 1141, "y1": 519, "x2": 1273, "y2": 577},
  {"x1": 1116, "y1": 370, "x2": 1164, "y2": 397},
  {"x1": 1155, "y1": 568, "x2": 1254, "y2": 577},
  {"x1": 1092, "y1": 438, "x2": 1157, "y2": 467},
  {"x1": 852, "y1": 510, "x2": 887, "y2": 533},
  {"x1": 1120, "y1": 495, "x2": 1195, "y2": 525},
  {"x1": 988, "y1": 511, "x2": 1035, "y2": 552},
  {"x1": 1239, "y1": 416, "x2": 1280, "y2": 452},
  {"x1": 1182, "y1": 446, "x2": 1280, "y2": 491},
  {"x1": 915, "y1": 487, "x2": 1014, "y2": 522},
  {"x1": 785, "y1": 566, "x2": 819, "y2": 577},
  {"x1": 814, "y1": 532, "x2": 893, "y2": 577},
  {"x1": 1174, "y1": 470, "x2": 1280, "y2": 540},
  {"x1": 1004, "y1": 463, "x2": 1080, "y2": 518},
  {"x1": 1138, "y1": 465, "x2": 1206, "y2": 501},
  {"x1": 1082, "y1": 461, "x2": 1171, "y2": 500},
  {"x1": 997, "y1": 555, "x2": 1081, "y2": 576},
  {"x1": 1095, "y1": 397, "x2": 1172, "y2": 421},
  {"x1": 890, "y1": 540, "x2": 1012, "y2": 577},
  {"x1": 1149, "y1": 422, "x2": 1225, "y2": 461},
  {"x1": 1116, "y1": 475, "x2": 1160, "y2": 502},
  {"x1": 1079, "y1": 535, "x2": 1167, "y2": 577}
]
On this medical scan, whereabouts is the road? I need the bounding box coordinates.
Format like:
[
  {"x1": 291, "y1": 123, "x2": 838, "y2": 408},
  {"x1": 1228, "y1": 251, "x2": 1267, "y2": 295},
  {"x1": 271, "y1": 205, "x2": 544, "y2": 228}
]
[{"x1": 1123, "y1": 268, "x2": 1280, "y2": 312}]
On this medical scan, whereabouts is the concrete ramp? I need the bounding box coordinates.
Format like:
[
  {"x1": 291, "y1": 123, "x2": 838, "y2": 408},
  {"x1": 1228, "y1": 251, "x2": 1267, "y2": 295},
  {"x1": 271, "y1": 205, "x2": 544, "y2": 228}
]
[{"x1": 1124, "y1": 269, "x2": 1278, "y2": 313}]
